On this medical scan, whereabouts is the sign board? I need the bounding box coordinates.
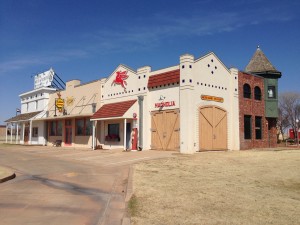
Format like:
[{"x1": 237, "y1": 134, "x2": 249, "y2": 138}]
[
  {"x1": 111, "y1": 70, "x2": 129, "y2": 91},
  {"x1": 56, "y1": 98, "x2": 64, "y2": 112},
  {"x1": 155, "y1": 101, "x2": 176, "y2": 108},
  {"x1": 34, "y1": 68, "x2": 55, "y2": 89},
  {"x1": 201, "y1": 95, "x2": 224, "y2": 103}
]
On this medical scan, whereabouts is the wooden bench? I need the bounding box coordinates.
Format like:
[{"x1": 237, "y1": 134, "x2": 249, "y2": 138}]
[{"x1": 52, "y1": 140, "x2": 62, "y2": 147}]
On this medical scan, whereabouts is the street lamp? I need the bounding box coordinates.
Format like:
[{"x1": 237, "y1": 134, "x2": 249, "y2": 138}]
[{"x1": 296, "y1": 119, "x2": 299, "y2": 147}]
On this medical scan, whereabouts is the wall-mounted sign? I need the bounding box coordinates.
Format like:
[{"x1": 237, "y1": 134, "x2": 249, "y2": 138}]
[
  {"x1": 111, "y1": 71, "x2": 129, "y2": 91},
  {"x1": 201, "y1": 95, "x2": 224, "y2": 103},
  {"x1": 56, "y1": 99, "x2": 64, "y2": 112},
  {"x1": 66, "y1": 97, "x2": 74, "y2": 106},
  {"x1": 34, "y1": 68, "x2": 54, "y2": 89},
  {"x1": 55, "y1": 92, "x2": 64, "y2": 112},
  {"x1": 155, "y1": 101, "x2": 176, "y2": 108}
]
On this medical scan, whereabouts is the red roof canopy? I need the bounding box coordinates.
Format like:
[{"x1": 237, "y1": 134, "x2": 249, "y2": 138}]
[
  {"x1": 91, "y1": 99, "x2": 137, "y2": 119},
  {"x1": 147, "y1": 69, "x2": 180, "y2": 88}
]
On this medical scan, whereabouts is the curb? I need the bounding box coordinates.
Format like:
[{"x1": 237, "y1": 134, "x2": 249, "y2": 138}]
[
  {"x1": 0, "y1": 167, "x2": 16, "y2": 183},
  {"x1": 122, "y1": 165, "x2": 134, "y2": 225}
]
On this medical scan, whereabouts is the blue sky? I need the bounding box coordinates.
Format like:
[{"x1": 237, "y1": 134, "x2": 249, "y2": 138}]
[{"x1": 0, "y1": 0, "x2": 299, "y2": 123}]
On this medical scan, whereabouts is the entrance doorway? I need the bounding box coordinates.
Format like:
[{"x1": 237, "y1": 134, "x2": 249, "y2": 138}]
[
  {"x1": 151, "y1": 109, "x2": 180, "y2": 151},
  {"x1": 126, "y1": 122, "x2": 131, "y2": 149},
  {"x1": 65, "y1": 119, "x2": 72, "y2": 145},
  {"x1": 199, "y1": 106, "x2": 227, "y2": 151}
]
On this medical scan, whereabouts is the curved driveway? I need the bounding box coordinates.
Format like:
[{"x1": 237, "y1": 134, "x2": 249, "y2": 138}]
[{"x1": 0, "y1": 146, "x2": 173, "y2": 225}]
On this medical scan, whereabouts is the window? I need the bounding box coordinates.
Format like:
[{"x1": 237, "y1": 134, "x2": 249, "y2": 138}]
[
  {"x1": 75, "y1": 118, "x2": 92, "y2": 136},
  {"x1": 255, "y1": 117, "x2": 262, "y2": 139},
  {"x1": 268, "y1": 86, "x2": 276, "y2": 98},
  {"x1": 254, "y1": 86, "x2": 262, "y2": 100},
  {"x1": 243, "y1": 84, "x2": 251, "y2": 98},
  {"x1": 244, "y1": 115, "x2": 252, "y2": 139},
  {"x1": 108, "y1": 124, "x2": 119, "y2": 136},
  {"x1": 32, "y1": 127, "x2": 38, "y2": 137},
  {"x1": 49, "y1": 121, "x2": 62, "y2": 136},
  {"x1": 35, "y1": 100, "x2": 38, "y2": 110},
  {"x1": 106, "y1": 123, "x2": 120, "y2": 141}
]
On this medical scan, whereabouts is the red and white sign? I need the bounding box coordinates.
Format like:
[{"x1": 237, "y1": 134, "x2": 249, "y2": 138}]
[
  {"x1": 155, "y1": 101, "x2": 175, "y2": 108},
  {"x1": 111, "y1": 71, "x2": 129, "y2": 90}
]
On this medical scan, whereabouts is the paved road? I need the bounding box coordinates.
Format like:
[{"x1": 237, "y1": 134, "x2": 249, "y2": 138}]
[{"x1": 0, "y1": 145, "x2": 173, "y2": 225}]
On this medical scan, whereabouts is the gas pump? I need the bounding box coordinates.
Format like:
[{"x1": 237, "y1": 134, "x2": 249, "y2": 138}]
[
  {"x1": 131, "y1": 113, "x2": 138, "y2": 150},
  {"x1": 131, "y1": 128, "x2": 138, "y2": 150}
]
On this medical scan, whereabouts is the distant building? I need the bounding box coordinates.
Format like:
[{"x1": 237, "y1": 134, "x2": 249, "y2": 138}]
[
  {"x1": 239, "y1": 47, "x2": 281, "y2": 149},
  {"x1": 5, "y1": 68, "x2": 65, "y2": 145}
]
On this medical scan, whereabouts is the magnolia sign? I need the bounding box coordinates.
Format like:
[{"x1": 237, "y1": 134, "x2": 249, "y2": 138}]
[
  {"x1": 34, "y1": 68, "x2": 54, "y2": 89},
  {"x1": 155, "y1": 101, "x2": 176, "y2": 108}
]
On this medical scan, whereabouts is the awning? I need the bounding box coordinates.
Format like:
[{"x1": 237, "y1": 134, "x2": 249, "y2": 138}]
[
  {"x1": 91, "y1": 99, "x2": 137, "y2": 120},
  {"x1": 34, "y1": 113, "x2": 94, "y2": 121},
  {"x1": 5, "y1": 111, "x2": 42, "y2": 123}
]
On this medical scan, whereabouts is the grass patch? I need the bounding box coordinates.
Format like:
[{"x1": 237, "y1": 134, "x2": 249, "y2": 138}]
[
  {"x1": 131, "y1": 150, "x2": 300, "y2": 225},
  {"x1": 127, "y1": 194, "x2": 139, "y2": 217}
]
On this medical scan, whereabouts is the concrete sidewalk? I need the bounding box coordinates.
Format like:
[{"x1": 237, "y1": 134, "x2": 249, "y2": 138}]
[{"x1": 0, "y1": 166, "x2": 15, "y2": 183}]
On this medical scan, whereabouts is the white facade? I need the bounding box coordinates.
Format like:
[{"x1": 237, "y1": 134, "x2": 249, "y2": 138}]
[
  {"x1": 20, "y1": 87, "x2": 56, "y2": 114},
  {"x1": 92, "y1": 52, "x2": 240, "y2": 153}
]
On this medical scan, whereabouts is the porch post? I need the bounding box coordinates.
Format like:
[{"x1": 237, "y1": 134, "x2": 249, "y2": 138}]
[
  {"x1": 92, "y1": 120, "x2": 96, "y2": 150},
  {"x1": 124, "y1": 119, "x2": 127, "y2": 151},
  {"x1": 10, "y1": 123, "x2": 13, "y2": 144},
  {"x1": 5, "y1": 124, "x2": 8, "y2": 143},
  {"x1": 29, "y1": 120, "x2": 32, "y2": 145},
  {"x1": 22, "y1": 123, "x2": 25, "y2": 144},
  {"x1": 16, "y1": 123, "x2": 19, "y2": 144}
]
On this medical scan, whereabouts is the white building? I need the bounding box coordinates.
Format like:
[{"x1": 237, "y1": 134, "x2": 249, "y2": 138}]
[
  {"x1": 5, "y1": 68, "x2": 62, "y2": 145},
  {"x1": 91, "y1": 52, "x2": 240, "y2": 153}
]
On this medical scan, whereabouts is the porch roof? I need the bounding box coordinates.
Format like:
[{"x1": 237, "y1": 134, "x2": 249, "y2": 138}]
[
  {"x1": 5, "y1": 111, "x2": 42, "y2": 123},
  {"x1": 91, "y1": 99, "x2": 137, "y2": 120}
]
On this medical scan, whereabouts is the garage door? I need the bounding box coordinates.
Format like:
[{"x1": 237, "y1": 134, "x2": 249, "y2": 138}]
[
  {"x1": 199, "y1": 106, "x2": 227, "y2": 151},
  {"x1": 151, "y1": 110, "x2": 180, "y2": 151}
]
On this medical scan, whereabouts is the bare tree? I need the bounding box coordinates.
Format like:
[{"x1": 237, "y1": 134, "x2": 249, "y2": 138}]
[{"x1": 278, "y1": 92, "x2": 300, "y2": 140}]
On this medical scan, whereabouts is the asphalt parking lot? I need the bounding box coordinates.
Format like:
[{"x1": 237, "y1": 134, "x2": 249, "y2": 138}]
[{"x1": 0, "y1": 145, "x2": 173, "y2": 225}]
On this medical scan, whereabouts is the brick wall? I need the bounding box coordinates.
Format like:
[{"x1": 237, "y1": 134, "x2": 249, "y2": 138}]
[{"x1": 238, "y1": 71, "x2": 277, "y2": 149}]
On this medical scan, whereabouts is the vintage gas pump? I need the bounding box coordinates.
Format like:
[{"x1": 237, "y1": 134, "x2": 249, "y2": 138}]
[{"x1": 131, "y1": 113, "x2": 138, "y2": 150}]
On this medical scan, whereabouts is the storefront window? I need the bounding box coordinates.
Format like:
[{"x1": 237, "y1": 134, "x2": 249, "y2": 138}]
[
  {"x1": 50, "y1": 121, "x2": 56, "y2": 136},
  {"x1": 106, "y1": 123, "x2": 120, "y2": 141},
  {"x1": 108, "y1": 124, "x2": 119, "y2": 136},
  {"x1": 85, "y1": 120, "x2": 93, "y2": 136},
  {"x1": 57, "y1": 121, "x2": 62, "y2": 136},
  {"x1": 76, "y1": 119, "x2": 84, "y2": 135},
  {"x1": 49, "y1": 121, "x2": 62, "y2": 136},
  {"x1": 75, "y1": 118, "x2": 92, "y2": 136}
]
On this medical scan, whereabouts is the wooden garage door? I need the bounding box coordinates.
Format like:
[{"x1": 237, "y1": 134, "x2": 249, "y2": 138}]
[
  {"x1": 151, "y1": 110, "x2": 180, "y2": 151},
  {"x1": 199, "y1": 106, "x2": 227, "y2": 151}
]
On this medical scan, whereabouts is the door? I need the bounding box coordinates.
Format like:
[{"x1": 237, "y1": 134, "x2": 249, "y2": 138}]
[
  {"x1": 151, "y1": 110, "x2": 180, "y2": 151},
  {"x1": 199, "y1": 106, "x2": 227, "y2": 151},
  {"x1": 65, "y1": 120, "x2": 72, "y2": 145},
  {"x1": 126, "y1": 123, "x2": 131, "y2": 149},
  {"x1": 24, "y1": 126, "x2": 29, "y2": 144}
]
